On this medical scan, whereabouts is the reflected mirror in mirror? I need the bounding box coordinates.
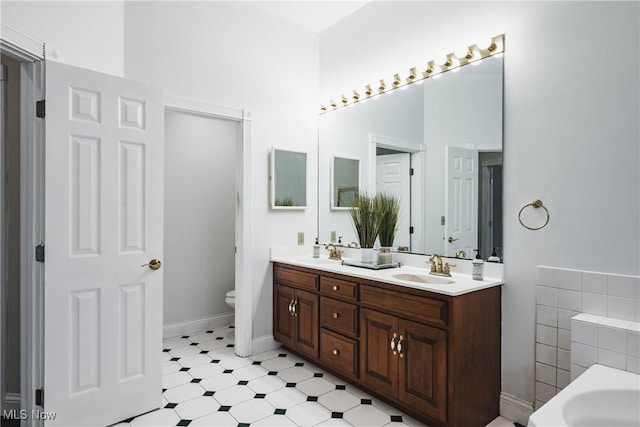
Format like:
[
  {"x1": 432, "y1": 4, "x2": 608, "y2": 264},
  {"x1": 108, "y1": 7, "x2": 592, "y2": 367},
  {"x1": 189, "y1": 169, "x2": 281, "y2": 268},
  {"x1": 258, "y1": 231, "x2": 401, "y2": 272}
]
[
  {"x1": 270, "y1": 148, "x2": 307, "y2": 209},
  {"x1": 318, "y1": 55, "x2": 503, "y2": 260},
  {"x1": 331, "y1": 156, "x2": 360, "y2": 209}
]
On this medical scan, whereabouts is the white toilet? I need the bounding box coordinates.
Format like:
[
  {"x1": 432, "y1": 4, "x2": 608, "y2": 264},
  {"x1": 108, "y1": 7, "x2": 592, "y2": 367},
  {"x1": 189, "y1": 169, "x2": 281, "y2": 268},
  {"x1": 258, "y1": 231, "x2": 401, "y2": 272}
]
[
  {"x1": 225, "y1": 290, "x2": 236, "y2": 342},
  {"x1": 225, "y1": 290, "x2": 235, "y2": 309}
]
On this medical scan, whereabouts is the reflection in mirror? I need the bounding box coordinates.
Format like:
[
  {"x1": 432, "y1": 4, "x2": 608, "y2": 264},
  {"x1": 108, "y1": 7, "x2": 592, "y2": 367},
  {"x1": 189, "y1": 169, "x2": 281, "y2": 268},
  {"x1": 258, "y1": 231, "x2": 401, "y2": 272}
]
[
  {"x1": 331, "y1": 156, "x2": 359, "y2": 209},
  {"x1": 318, "y1": 55, "x2": 503, "y2": 260},
  {"x1": 270, "y1": 148, "x2": 307, "y2": 209}
]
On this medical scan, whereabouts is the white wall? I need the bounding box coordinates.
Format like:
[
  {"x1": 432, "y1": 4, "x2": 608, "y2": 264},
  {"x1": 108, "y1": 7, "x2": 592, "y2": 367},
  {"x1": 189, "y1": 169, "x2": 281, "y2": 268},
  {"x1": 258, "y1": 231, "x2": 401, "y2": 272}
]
[
  {"x1": 123, "y1": 2, "x2": 319, "y2": 340},
  {"x1": 1, "y1": 1, "x2": 124, "y2": 76},
  {"x1": 164, "y1": 111, "x2": 237, "y2": 326},
  {"x1": 319, "y1": 0, "x2": 640, "y2": 416}
]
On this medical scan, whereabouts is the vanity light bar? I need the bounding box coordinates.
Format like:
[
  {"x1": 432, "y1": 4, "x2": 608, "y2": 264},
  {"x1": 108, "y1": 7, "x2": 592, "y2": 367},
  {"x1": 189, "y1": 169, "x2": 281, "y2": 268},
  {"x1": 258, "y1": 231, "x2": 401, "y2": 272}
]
[{"x1": 319, "y1": 33, "x2": 505, "y2": 113}]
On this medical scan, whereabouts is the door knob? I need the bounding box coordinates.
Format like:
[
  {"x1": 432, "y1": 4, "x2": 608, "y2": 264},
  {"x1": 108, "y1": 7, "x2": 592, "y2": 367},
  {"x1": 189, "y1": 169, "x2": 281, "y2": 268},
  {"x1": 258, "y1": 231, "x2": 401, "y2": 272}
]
[
  {"x1": 447, "y1": 236, "x2": 460, "y2": 243},
  {"x1": 141, "y1": 259, "x2": 162, "y2": 270}
]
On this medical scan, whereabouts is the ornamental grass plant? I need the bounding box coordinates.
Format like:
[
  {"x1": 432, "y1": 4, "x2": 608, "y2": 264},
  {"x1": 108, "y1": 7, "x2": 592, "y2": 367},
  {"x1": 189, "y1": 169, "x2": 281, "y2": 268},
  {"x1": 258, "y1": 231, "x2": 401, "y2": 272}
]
[
  {"x1": 348, "y1": 192, "x2": 386, "y2": 249},
  {"x1": 377, "y1": 193, "x2": 401, "y2": 247}
]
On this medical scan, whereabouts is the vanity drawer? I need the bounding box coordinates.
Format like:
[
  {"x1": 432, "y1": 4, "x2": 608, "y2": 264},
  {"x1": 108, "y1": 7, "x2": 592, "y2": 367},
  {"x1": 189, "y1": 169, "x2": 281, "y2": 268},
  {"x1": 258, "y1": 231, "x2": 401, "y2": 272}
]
[
  {"x1": 320, "y1": 276, "x2": 358, "y2": 301},
  {"x1": 320, "y1": 329, "x2": 358, "y2": 378},
  {"x1": 360, "y1": 284, "x2": 448, "y2": 327},
  {"x1": 321, "y1": 297, "x2": 358, "y2": 337},
  {"x1": 274, "y1": 265, "x2": 318, "y2": 291}
]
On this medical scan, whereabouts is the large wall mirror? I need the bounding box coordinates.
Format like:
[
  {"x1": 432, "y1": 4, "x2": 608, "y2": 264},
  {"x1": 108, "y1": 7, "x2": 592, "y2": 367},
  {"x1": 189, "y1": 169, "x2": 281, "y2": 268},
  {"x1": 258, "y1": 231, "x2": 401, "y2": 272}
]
[
  {"x1": 318, "y1": 54, "x2": 503, "y2": 260},
  {"x1": 271, "y1": 148, "x2": 307, "y2": 209}
]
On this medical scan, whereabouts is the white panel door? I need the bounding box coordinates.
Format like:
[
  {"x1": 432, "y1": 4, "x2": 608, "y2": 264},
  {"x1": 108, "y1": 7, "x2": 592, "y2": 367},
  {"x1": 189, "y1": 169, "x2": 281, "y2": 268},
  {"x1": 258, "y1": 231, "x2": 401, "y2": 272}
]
[
  {"x1": 444, "y1": 146, "x2": 478, "y2": 257},
  {"x1": 376, "y1": 153, "x2": 411, "y2": 248},
  {"x1": 44, "y1": 61, "x2": 163, "y2": 426}
]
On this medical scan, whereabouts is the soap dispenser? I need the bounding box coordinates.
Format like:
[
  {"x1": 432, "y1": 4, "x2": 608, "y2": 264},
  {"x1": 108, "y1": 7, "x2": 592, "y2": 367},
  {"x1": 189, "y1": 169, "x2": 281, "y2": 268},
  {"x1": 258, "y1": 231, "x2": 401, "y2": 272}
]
[
  {"x1": 487, "y1": 248, "x2": 501, "y2": 263},
  {"x1": 472, "y1": 249, "x2": 484, "y2": 281},
  {"x1": 313, "y1": 238, "x2": 321, "y2": 258}
]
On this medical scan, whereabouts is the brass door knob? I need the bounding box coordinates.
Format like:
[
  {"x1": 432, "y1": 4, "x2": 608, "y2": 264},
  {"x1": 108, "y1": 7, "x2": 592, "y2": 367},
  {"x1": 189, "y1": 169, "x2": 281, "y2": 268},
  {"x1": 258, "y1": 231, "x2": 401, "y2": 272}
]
[{"x1": 142, "y1": 259, "x2": 162, "y2": 270}]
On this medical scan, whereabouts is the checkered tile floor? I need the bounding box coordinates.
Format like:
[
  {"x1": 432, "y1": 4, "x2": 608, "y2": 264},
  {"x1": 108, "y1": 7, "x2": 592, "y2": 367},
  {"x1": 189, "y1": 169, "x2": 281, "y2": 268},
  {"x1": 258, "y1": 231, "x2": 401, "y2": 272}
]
[{"x1": 113, "y1": 326, "x2": 428, "y2": 427}]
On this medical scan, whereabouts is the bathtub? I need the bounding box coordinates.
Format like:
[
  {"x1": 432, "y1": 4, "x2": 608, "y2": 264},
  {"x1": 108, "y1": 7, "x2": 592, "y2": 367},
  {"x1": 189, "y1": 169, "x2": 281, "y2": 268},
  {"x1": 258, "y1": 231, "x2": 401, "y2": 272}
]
[{"x1": 528, "y1": 364, "x2": 640, "y2": 427}]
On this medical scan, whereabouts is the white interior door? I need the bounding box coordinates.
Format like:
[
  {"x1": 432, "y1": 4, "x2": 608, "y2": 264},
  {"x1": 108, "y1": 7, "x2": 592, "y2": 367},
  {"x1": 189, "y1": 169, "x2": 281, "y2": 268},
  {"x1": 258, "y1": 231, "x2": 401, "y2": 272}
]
[
  {"x1": 444, "y1": 146, "x2": 478, "y2": 257},
  {"x1": 44, "y1": 61, "x2": 163, "y2": 426},
  {"x1": 376, "y1": 153, "x2": 411, "y2": 248}
]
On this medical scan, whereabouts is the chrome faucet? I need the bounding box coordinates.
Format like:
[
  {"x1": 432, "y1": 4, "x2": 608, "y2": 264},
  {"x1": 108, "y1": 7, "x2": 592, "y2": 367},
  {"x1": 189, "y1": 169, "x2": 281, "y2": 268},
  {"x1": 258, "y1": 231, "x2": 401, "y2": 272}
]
[
  {"x1": 428, "y1": 254, "x2": 455, "y2": 277},
  {"x1": 324, "y1": 244, "x2": 343, "y2": 261}
]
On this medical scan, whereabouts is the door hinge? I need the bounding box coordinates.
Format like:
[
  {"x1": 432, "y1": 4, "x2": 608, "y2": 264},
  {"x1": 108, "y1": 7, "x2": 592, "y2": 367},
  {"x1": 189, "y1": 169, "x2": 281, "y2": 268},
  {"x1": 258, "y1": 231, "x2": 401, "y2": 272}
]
[
  {"x1": 409, "y1": 168, "x2": 414, "y2": 176},
  {"x1": 409, "y1": 226, "x2": 414, "y2": 234},
  {"x1": 35, "y1": 388, "x2": 44, "y2": 406},
  {"x1": 36, "y1": 100, "x2": 45, "y2": 118},
  {"x1": 35, "y1": 244, "x2": 45, "y2": 262}
]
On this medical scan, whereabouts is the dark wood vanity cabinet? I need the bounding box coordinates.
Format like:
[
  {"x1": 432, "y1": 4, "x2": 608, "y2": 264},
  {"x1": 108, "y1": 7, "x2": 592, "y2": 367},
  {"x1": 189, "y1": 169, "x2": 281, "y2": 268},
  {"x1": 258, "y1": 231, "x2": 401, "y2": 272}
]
[
  {"x1": 361, "y1": 309, "x2": 448, "y2": 422},
  {"x1": 273, "y1": 263, "x2": 501, "y2": 427},
  {"x1": 273, "y1": 267, "x2": 319, "y2": 359}
]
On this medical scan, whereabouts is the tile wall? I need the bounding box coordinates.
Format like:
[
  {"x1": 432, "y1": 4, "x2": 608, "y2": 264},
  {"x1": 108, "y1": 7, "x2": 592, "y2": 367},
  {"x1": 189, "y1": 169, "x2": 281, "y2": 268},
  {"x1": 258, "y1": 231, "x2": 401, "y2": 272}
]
[
  {"x1": 534, "y1": 266, "x2": 640, "y2": 409},
  {"x1": 571, "y1": 313, "x2": 639, "y2": 378}
]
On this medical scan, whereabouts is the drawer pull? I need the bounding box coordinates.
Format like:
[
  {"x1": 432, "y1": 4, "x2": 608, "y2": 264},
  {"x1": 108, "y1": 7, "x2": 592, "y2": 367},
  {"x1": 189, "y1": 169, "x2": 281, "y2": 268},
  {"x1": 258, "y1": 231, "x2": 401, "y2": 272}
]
[
  {"x1": 390, "y1": 332, "x2": 398, "y2": 355},
  {"x1": 333, "y1": 285, "x2": 339, "y2": 291},
  {"x1": 333, "y1": 349, "x2": 339, "y2": 355},
  {"x1": 397, "y1": 335, "x2": 404, "y2": 358},
  {"x1": 332, "y1": 312, "x2": 340, "y2": 319}
]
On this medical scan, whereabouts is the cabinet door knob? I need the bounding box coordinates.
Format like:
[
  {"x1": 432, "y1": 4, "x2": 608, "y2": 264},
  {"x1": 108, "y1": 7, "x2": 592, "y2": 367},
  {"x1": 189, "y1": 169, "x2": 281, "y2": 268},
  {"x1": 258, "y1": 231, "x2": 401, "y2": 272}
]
[
  {"x1": 288, "y1": 300, "x2": 294, "y2": 315},
  {"x1": 397, "y1": 335, "x2": 404, "y2": 358},
  {"x1": 332, "y1": 312, "x2": 339, "y2": 319},
  {"x1": 292, "y1": 300, "x2": 298, "y2": 317},
  {"x1": 332, "y1": 285, "x2": 339, "y2": 291},
  {"x1": 333, "y1": 349, "x2": 339, "y2": 355}
]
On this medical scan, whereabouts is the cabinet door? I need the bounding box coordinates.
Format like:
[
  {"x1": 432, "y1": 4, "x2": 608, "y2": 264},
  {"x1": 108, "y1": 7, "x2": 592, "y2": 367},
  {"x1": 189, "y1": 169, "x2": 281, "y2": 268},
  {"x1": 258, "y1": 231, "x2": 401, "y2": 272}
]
[
  {"x1": 398, "y1": 319, "x2": 448, "y2": 423},
  {"x1": 273, "y1": 284, "x2": 295, "y2": 348},
  {"x1": 360, "y1": 309, "x2": 398, "y2": 396},
  {"x1": 293, "y1": 288, "x2": 319, "y2": 359}
]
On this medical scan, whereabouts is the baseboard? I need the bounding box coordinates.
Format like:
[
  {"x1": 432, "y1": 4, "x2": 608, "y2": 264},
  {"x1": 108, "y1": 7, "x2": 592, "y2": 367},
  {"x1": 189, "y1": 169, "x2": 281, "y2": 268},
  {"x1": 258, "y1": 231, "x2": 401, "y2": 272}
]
[
  {"x1": 252, "y1": 335, "x2": 280, "y2": 355},
  {"x1": 4, "y1": 392, "x2": 21, "y2": 411},
  {"x1": 163, "y1": 312, "x2": 234, "y2": 339},
  {"x1": 500, "y1": 392, "x2": 534, "y2": 426}
]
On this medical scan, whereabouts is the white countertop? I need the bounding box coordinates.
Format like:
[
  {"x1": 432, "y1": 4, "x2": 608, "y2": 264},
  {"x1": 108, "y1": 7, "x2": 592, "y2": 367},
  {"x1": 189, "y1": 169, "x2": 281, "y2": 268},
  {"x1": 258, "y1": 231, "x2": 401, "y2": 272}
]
[{"x1": 270, "y1": 254, "x2": 503, "y2": 296}]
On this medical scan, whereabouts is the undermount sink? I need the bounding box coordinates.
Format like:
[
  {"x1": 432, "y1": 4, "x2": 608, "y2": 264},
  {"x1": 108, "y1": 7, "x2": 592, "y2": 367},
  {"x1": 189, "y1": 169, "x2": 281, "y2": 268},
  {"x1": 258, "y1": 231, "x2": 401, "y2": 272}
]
[{"x1": 392, "y1": 273, "x2": 455, "y2": 285}]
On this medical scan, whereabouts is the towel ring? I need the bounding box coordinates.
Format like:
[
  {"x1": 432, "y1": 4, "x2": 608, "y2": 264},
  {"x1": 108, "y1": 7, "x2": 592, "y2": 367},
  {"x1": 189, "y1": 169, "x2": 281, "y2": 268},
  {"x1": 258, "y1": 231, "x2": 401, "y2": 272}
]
[{"x1": 518, "y1": 199, "x2": 550, "y2": 231}]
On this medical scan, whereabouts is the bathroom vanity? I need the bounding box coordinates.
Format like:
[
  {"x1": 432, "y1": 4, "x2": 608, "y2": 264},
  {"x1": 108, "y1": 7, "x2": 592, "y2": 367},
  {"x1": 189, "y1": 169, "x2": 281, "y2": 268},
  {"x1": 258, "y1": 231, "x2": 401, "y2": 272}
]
[{"x1": 272, "y1": 257, "x2": 503, "y2": 427}]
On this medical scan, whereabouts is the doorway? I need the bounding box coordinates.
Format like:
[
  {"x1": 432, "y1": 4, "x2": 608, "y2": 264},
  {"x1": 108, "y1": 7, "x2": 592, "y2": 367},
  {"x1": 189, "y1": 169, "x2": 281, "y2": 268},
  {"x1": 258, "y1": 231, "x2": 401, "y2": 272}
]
[
  {"x1": 479, "y1": 152, "x2": 503, "y2": 261},
  {"x1": 164, "y1": 99, "x2": 253, "y2": 357},
  {"x1": 369, "y1": 134, "x2": 424, "y2": 253},
  {"x1": 375, "y1": 149, "x2": 411, "y2": 249},
  {"x1": 163, "y1": 110, "x2": 237, "y2": 336},
  {"x1": 0, "y1": 26, "x2": 45, "y2": 425},
  {"x1": 1, "y1": 53, "x2": 22, "y2": 419}
]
